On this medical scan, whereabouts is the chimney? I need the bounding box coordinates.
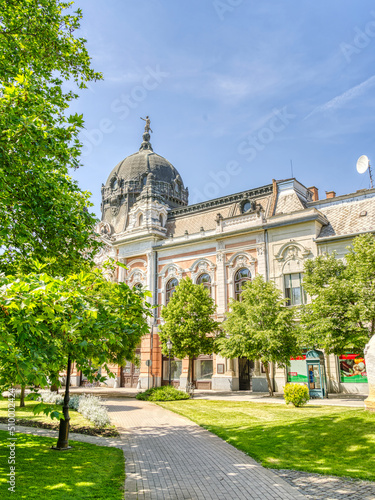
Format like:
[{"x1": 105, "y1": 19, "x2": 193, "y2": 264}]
[
  {"x1": 308, "y1": 186, "x2": 319, "y2": 201},
  {"x1": 325, "y1": 190, "x2": 336, "y2": 199}
]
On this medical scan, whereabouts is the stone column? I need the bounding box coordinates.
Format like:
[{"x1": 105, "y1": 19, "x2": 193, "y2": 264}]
[
  {"x1": 215, "y1": 242, "x2": 226, "y2": 317},
  {"x1": 256, "y1": 233, "x2": 267, "y2": 278},
  {"x1": 364, "y1": 335, "x2": 375, "y2": 411}
]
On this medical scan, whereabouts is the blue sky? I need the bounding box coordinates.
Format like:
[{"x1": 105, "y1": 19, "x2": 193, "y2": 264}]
[{"x1": 69, "y1": 0, "x2": 375, "y2": 217}]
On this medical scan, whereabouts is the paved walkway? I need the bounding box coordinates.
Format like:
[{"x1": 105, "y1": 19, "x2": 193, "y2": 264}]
[
  {"x1": 272, "y1": 469, "x2": 375, "y2": 500},
  {"x1": 106, "y1": 398, "x2": 306, "y2": 500},
  {"x1": 70, "y1": 387, "x2": 367, "y2": 408}
]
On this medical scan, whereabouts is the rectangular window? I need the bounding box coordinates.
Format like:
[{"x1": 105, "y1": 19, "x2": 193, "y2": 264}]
[
  {"x1": 162, "y1": 359, "x2": 182, "y2": 381},
  {"x1": 339, "y1": 354, "x2": 367, "y2": 383},
  {"x1": 284, "y1": 273, "x2": 306, "y2": 306},
  {"x1": 194, "y1": 359, "x2": 213, "y2": 380}
]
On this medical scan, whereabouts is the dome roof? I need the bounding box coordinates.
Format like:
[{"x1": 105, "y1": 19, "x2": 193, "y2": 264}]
[
  {"x1": 105, "y1": 129, "x2": 184, "y2": 188},
  {"x1": 105, "y1": 148, "x2": 183, "y2": 188},
  {"x1": 101, "y1": 123, "x2": 188, "y2": 233}
]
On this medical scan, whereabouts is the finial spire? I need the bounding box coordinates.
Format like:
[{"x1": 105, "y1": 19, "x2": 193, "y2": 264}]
[{"x1": 139, "y1": 116, "x2": 153, "y2": 151}]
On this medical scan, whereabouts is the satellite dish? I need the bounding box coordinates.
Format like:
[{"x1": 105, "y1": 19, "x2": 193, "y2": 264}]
[{"x1": 356, "y1": 155, "x2": 369, "y2": 174}]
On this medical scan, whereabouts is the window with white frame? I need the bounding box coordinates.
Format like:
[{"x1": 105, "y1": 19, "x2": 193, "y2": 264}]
[
  {"x1": 284, "y1": 273, "x2": 306, "y2": 306},
  {"x1": 234, "y1": 267, "x2": 251, "y2": 301},
  {"x1": 197, "y1": 273, "x2": 211, "y2": 293},
  {"x1": 166, "y1": 278, "x2": 178, "y2": 304}
]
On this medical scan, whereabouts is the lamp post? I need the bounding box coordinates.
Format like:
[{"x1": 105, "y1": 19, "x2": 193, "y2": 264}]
[{"x1": 166, "y1": 338, "x2": 173, "y2": 386}]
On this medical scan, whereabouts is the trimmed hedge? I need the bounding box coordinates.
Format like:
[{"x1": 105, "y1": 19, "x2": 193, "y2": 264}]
[
  {"x1": 136, "y1": 386, "x2": 190, "y2": 401},
  {"x1": 283, "y1": 383, "x2": 310, "y2": 407}
]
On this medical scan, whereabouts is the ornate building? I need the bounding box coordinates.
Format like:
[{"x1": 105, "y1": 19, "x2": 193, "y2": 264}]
[{"x1": 82, "y1": 121, "x2": 375, "y2": 395}]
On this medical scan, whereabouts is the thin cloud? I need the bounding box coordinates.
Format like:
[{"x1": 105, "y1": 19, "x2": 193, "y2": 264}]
[{"x1": 305, "y1": 75, "x2": 375, "y2": 119}]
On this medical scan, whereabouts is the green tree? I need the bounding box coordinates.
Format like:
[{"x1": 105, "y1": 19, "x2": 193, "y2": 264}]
[
  {"x1": 300, "y1": 234, "x2": 375, "y2": 354},
  {"x1": 217, "y1": 275, "x2": 298, "y2": 396},
  {"x1": 0, "y1": 0, "x2": 102, "y2": 275},
  {"x1": 0, "y1": 262, "x2": 152, "y2": 448},
  {"x1": 159, "y1": 277, "x2": 219, "y2": 390}
]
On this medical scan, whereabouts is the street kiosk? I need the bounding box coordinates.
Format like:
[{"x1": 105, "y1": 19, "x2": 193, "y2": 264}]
[{"x1": 306, "y1": 349, "x2": 327, "y2": 398}]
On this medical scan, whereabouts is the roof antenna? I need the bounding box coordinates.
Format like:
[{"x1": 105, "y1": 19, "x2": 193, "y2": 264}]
[
  {"x1": 290, "y1": 160, "x2": 294, "y2": 178},
  {"x1": 356, "y1": 155, "x2": 374, "y2": 189}
]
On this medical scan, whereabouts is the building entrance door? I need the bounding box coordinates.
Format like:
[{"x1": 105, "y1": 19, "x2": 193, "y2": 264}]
[
  {"x1": 239, "y1": 357, "x2": 254, "y2": 390},
  {"x1": 121, "y1": 350, "x2": 140, "y2": 388}
]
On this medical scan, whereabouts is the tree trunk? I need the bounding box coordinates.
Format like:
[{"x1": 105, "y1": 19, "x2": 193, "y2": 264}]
[
  {"x1": 50, "y1": 384, "x2": 59, "y2": 393},
  {"x1": 185, "y1": 357, "x2": 194, "y2": 397},
  {"x1": 264, "y1": 362, "x2": 274, "y2": 397},
  {"x1": 54, "y1": 356, "x2": 72, "y2": 450},
  {"x1": 186, "y1": 357, "x2": 191, "y2": 391},
  {"x1": 19, "y1": 385, "x2": 25, "y2": 407}
]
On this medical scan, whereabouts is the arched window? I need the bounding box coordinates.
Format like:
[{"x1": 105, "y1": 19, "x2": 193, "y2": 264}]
[
  {"x1": 197, "y1": 273, "x2": 211, "y2": 293},
  {"x1": 234, "y1": 268, "x2": 251, "y2": 301},
  {"x1": 166, "y1": 278, "x2": 178, "y2": 304},
  {"x1": 138, "y1": 213, "x2": 143, "y2": 226},
  {"x1": 133, "y1": 282, "x2": 142, "y2": 290},
  {"x1": 159, "y1": 214, "x2": 164, "y2": 227}
]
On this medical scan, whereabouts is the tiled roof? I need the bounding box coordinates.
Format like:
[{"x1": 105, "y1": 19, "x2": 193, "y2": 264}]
[
  {"x1": 317, "y1": 195, "x2": 375, "y2": 238},
  {"x1": 274, "y1": 192, "x2": 306, "y2": 215}
]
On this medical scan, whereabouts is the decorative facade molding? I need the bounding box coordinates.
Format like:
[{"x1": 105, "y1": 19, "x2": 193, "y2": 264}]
[
  {"x1": 274, "y1": 241, "x2": 312, "y2": 262},
  {"x1": 226, "y1": 252, "x2": 257, "y2": 299},
  {"x1": 189, "y1": 258, "x2": 216, "y2": 296},
  {"x1": 168, "y1": 184, "x2": 273, "y2": 218},
  {"x1": 126, "y1": 198, "x2": 169, "y2": 234},
  {"x1": 274, "y1": 241, "x2": 312, "y2": 275},
  {"x1": 98, "y1": 221, "x2": 113, "y2": 237},
  {"x1": 159, "y1": 263, "x2": 184, "y2": 305},
  {"x1": 127, "y1": 268, "x2": 147, "y2": 288}
]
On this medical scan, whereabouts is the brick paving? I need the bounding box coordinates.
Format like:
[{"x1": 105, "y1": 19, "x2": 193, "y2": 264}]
[
  {"x1": 272, "y1": 469, "x2": 375, "y2": 500},
  {"x1": 105, "y1": 398, "x2": 306, "y2": 499}
]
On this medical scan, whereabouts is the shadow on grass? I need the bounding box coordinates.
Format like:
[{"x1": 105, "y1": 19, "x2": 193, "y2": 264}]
[
  {"x1": 208, "y1": 415, "x2": 375, "y2": 479},
  {"x1": 0, "y1": 431, "x2": 124, "y2": 499},
  {"x1": 158, "y1": 401, "x2": 375, "y2": 481}
]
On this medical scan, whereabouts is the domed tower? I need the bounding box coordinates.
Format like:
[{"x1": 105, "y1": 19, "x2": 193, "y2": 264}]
[{"x1": 100, "y1": 119, "x2": 188, "y2": 236}]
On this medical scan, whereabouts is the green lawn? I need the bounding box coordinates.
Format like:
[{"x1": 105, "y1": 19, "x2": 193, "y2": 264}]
[
  {"x1": 0, "y1": 430, "x2": 124, "y2": 499},
  {"x1": 157, "y1": 400, "x2": 375, "y2": 481}
]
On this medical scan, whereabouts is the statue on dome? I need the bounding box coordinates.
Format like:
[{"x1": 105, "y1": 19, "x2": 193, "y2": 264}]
[{"x1": 140, "y1": 116, "x2": 153, "y2": 134}]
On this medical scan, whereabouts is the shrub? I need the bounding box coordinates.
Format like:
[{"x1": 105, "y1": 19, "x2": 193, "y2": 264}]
[
  {"x1": 38, "y1": 391, "x2": 63, "y2": 405},
  {"x1": 68, "y1": 395, "x2": 80, "y2": 411},
  {"x1": 136, "y1": 386, "x2": 190, "y2": 401},
  {"x1": 77, "y1": 394, "x2": 111, "y2": 428},
  {"x1": 38, "y1": 392, "x2": 110, "y2": 427},
  {"x1": 283, "y1": 383, "x2": 310, "y2": 407},
  {"x1": 38, "y1": 392, "x2": 80, "y2": 410}
]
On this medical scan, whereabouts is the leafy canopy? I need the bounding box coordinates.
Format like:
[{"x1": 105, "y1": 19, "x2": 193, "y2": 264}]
[
  {"x1": 300, "y1": 234, "x2": 375, "y2": 354},
  {"x1": 0, "y1": 0, "x2": 103, "y2": 275},
  {"x1": 0, "y1": 262, "x2": 152, "y2": 406},
  {"x1": 217, "y1": 275, "x2": 298, "y2": 368},
  {"x1": 159, "y1": 277, "x2": 219, "y2": 360}
]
